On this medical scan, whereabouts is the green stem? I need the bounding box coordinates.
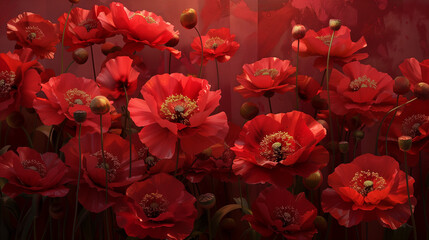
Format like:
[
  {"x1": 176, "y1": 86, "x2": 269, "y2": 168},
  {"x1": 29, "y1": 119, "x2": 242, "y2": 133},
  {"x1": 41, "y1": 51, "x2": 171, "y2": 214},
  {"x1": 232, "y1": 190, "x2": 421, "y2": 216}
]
[
  {"x1": 385, "y1": 95, "x2": 399, "y2": 155},
  {"x1": 404, "y1": 151, "x2": 418, "y2": 240},
  {"x1": 123, "y1": 84, "x2": 132, "y2": 178},
  {"x1": 326, "y1": 31, "x2": 336, "y2": 171},
  {"x1": 374, "y1": 97, "x2": 418, "y2": 155},
  {"x1": 72, "y1": 123, "x2": 82, "y2": 240},
  {"x1": 21, "y1": 127, "x2": 33, "y2": 148},
  {"x1": 61, "y1": 4, "x2": 73, "y2": 74},
  {"x1": 353, "y1": 139, "x2": 358, "y2": 160},
  {"x1": 174, "y1": 139, "x2": 180, "y2": 177},
  {"x1": 268, "y1": 97, "x2": 273, "y2": 113},
  {"x1": 194, "y1": 27, "x2": 204, "y2": 78},
  {"x1": 295, "y1": 39, "x2": 300, "y2": 111},
  {"x1": 168, "y1": 52, "x2": 172, "y2": 74},
  {"x1": 64, "y1": 60, "x2": 74, "y2": 73},
  {"x1": 90, "y1": 45, "x2": 97, "y2": 80},
  {"x1": 100, "y1": 115, "x2": 108, "y2": 203},
  {"x1": 55, "y1": 120, "x2": 66, "y2": 154},
  {"x1": 215, "y1": 59, "x2": 220, "y2": 90}
]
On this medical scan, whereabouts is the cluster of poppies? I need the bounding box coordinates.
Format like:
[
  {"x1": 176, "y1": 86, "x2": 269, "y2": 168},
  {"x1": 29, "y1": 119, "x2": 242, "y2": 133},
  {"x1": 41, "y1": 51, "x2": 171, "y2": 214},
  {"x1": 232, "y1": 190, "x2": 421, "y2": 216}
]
[{"x1": 0, "y1": 1, "x2": 427, "y2": 240}]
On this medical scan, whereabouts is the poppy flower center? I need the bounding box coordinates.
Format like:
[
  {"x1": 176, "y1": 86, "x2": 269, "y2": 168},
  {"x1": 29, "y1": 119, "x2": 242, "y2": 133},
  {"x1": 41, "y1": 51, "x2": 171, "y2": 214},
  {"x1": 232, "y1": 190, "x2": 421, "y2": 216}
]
[
  {"x1": 160, "y1": 94, "x2": 198, "y2": 125},
  {"x1": 129, "y1": 13, "x2": 157, "y2": 24},
  {"x1": 259, "y1": 131, "x2": 301, "y2": 162},
  {"x1": 316, "y1": 35, "x2": 337, "y2": 45},
  {"x1": 64, "y1": 88, "x2": 92, "y2": 107},
  {"x1": 139, "y1": 192, "x2": 168, "y2": 218},
  {"x1": 93, "y1": 150, "x2": 120, "y2": 182},
  {"x1": 22, "y1": 159, "x2": 47, "y2": 178},
  {"x1": 144, "y1": 155, "x2": 159, "y2": 170},
  {"x1": 25, "y1": 25, "x2": 44, "y2": 41},
  {"x1": 205, "y1": 37, "x2": 225, "y2": 49},
  {"x1": 402, "y1": 114, "x2": 429, "y2": 138},
  {"x1": 254, "y1": 68, "x2": 279, "y2": 79},
  {"x1": 350, "y1": 170, "x2": 386, "y2": 197},
  {"x1": 0, "y1": 70, "x2": 17, "y2": 98},
  {"x1": 349, "y1": 75, "x2": 377, "y2": 91},
  {"x1": 79, "y1": 19, "x2": 98, "y2": 32},
  {"x1": 273, "y1": 206, "x2": 299, "y2": 228}
]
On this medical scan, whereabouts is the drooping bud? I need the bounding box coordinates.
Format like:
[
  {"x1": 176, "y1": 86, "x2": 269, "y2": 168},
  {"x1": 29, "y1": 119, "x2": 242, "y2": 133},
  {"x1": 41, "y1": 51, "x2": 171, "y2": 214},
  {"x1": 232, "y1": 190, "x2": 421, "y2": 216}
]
[
  {"x1": 292, "y1": 24, "x2": 306, "y2": 39},
  {"x1": 220, "y1": 218, "x2": 237, "y2": 232},
  {"x1": 303, "y1": 170, "x2": 323, "y2": 190},
  {"x1": 393, "y1": 76, "x2": 410, "y2": 95},
  {"x1": 414, "y1": 82, "x2": 429, "y2": 100},
  {"x1": 338, "y1": 141, "x2": 349, "y2": 154},
  {"x1": 165, "y1": 34, "x2": 180, "y2": 47},
  {"x1": 198, "y1": 193, "x2": 216, "y2": 209},
  {"x1": 329, "y1": 19, "x2": 342, "y2": 31},
  {"x1": 101, "y1": 42, "x2": 116, "y2": 56},
  {"x1": 90, "y1": 96, "x2": 111, "y2": 115},
  {"x1": 72, "y1": 48, "x2": 88, "y2": 64},
  {"x1": 73, "y1": 110, "x2": 87, "y2": 123},
  {"x1": 180, "y1": 8, "x2": 198, "y2": 29},
  {"x1": 6, "y1": 112, "x2": 25, "y2": 129},
  {"x1": 314, "y1": 216, "x2": 328, "y2": 231},
  {"x1": 398, "y1": 135, "x2": 412, "y2": 152},
  {"x1": 240, "y1": 102, "x2": 259, "y2": 120},
  {"x1": 353, "y1": 130, "x2": 365, "y2": 141},
  {"x1": 317, "y1": 119, "x2": 329, "y2": 132}
]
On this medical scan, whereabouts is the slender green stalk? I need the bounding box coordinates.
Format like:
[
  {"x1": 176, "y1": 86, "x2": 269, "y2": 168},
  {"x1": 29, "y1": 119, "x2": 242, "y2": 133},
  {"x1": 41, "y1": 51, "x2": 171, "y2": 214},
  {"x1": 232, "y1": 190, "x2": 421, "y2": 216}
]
[
  {"x1": 385, "y1": 95, "x2": 399, "y2": 155},
  {"x1": 353, "y1": 139, "x2": 358, "y2": 160},
  {"x1": 404, "y1": 151, "x2": 417, "y2": 240},
  {"x1": 194, "y1": 27, "x2": 204, "y2": 78},
  {"x1": 174, "y1": 139, "x2": 180, "y2": 177},
  {"x1": 168, "y1": 53, "x2": 172, "y2": 74},
  {"x1": 215, "y1": 59, "x2": 220, "y2": 90},
  {"x1": 295, "y1": 39, "x2": 300, "y2": 111},
  {"x1": 61, "y1": 4, "x2": 73, "y2": 74},
  {"x1": 100, "y1": 115, "x2": 108, "y2": 203},
  {"x1": 90, "y1": 45, "x2": 97, "y2": 80},
  {"x1": 72, "y1": 123, "x2": 82, "y2": 240},
  {"x1": 374, "y1": 97, "x2": 417, "y2": 155},
  {"x1": 64, "y1": 60, "x2": 74, "y2": 73},
  {"x1": 21, "y1": 127, "x2": 33, "y2": 148},
  {"x1": 268, "y1": 97, "x2": 273, "y2": 113},
  {"x1": 123, "y1": 84, "x2": 132, "y2": 178}
]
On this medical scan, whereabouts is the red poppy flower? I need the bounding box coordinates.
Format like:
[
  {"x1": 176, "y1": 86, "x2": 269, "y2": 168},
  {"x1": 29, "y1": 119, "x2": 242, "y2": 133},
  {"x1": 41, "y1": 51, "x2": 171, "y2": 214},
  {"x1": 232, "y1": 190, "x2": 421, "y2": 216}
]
[
  {"x1": 190, "y1": 28, "x2": 240, "y2": 65},
  {"x1": 243, "y1": 186, "x2": 317, "y2": 239},
  {"x1": 232, "y1": 111, "x2": 329, "y2": 187},
  {"x1": 297, "y1": 75, "x2": 320, "y2": 101},
  {"x1": 98, "y1": 2, "x2": 180, "y2": 58},
  {"x1": 0, "y1": 52, "x2": 40, "y2": 120},
  {"x1": 96, "y1": 55, "x2": 140, "y2": 100},
  {"x1": 234, "y1": 57, "x2": 296, "y2": 98},
  {"x1": 0, "y1": 147, "x2": 69, "y2": 198},
  {"x1": 7, "y1": 12, "x2": 59, "y2": 59},
  {"x1": 61, "y1": 133, "x2": 145, "y2": 213},
  {"x1": 399, "y1": 57, "x2": 429, "y2": 90},
  {"x1": 128, "y1": 73, "x2": 229, "y2": 159},
  {"x1": 58, "y1": 5, "x2": 114, "y2": 51},
  {"x1": 291, "y1": 26, "x2": 368, "y2": 70},
  {"x1": 33, "y1": 73, "x2": 111, "y2": 134},
  {"x1": 322, "y1": 153, "x2": 416, "y2": 229},
  {"x1": 320, "y1": 61, "x2": 400, "y2": 125},
  {"x1": 379, "y1": 99, "x2": 429, "y2": 166},
  {"x1": 114, "y1": 173, "x2": 197, "y2": 240}
]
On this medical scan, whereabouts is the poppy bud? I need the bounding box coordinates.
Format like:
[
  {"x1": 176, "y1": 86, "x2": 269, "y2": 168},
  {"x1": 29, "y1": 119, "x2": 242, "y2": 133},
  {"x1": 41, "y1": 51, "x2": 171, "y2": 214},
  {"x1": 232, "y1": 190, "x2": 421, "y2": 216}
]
[
  {"x1": 311, "y1": 94, "x2": 328, "y2": 110},
  {"x1": 240, "y1": 102, "x2": 259, "y2": 120},
  {"x1": 317, "y1": 119, "x2": 329, "y2": 132},
  {"x1": 398, "y1": 136, "x2": 412, "y2": 152},
  {"x1": 165, "y1": 34, "x2": 180, "y2": 47},
  {"x1": 220, "y1": 218, "x2": 237, "y2": 232},
  {"x1": 90, "y1": 96, "x2": 110, "y2": 115},
  {"x1": 329, "y1": 19, "x2": 342, "y2": 31},
  {"x1": 6, "y1": 112, "x2": 25, "y2": 129},
  {"x1": 72, "y1": 48, "x2": 88, "y2": 64},
  {"x1": 101, "y1": 42, "x2": 115, "y2": 56},
  {"x1": 73, "y1": 110, "x2": 87, "y2": 123},
  {"x1": 180, "y1": 8, "x2": 198, "y2": 29},
  {"x1": 292, "y1": 24, "x2": 306, "y2": 39},
  {"x1": 414, "y1": 82, "x2": 429, "y2": 100},
  {"x1": 351, "y1": 115, "x2": 361, "y2": 129},
  {"x1": 198, "y1": 193, "x2": 216, "y2": 209},
  {"x1": 201, "y1": 147, "x2": 212, "y2": 157},
  {"x1": 303, "y1": 170, "x2": 323, "y2": 190},
  {"x1": 353, "y1": 130, "x2": 365, "y2": 141},
  {"x1": 338, "y1": 141, "x2": 349, "y2": 154},
  {"x1": 393, "y1": 76, "x2": 410, "y2": 95},
  {"x1": 326, "y1": 141, "x2": 338, "y2": 153},
  {"x1": 69, "y1": 0, "x2": 80, "y2": 3},
  {"x1": 314, "y1": 216, "x2": 327, "y2": 231}
]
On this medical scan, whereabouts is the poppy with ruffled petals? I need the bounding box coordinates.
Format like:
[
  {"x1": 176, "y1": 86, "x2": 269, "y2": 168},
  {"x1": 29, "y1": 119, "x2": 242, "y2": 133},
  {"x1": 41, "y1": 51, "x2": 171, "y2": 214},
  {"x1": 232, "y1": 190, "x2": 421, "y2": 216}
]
[
  {"x1": 234, "y1": 57, "x2": 296, "y2": 98},
  {"x1": 399, "y1": 57, "x2": 429, "y2": 90},
  {"x1": 33, "y1": 73, "x2": 111, "y2": 134},
  {"x1": 0, "y1": 147, "x2": 69, "y2": 198},
  {"x1": 322, "y1": 154, "x2": 416, "y2": 229},
  {"x1": 190, "y1": 28, "x2": 240, "y2": 65},
  {"x1": 232, "y1": 111, "x2": 329, "y2": 187},
  {"x1": 61, "y1": 133, "x2": 144, "y2": 213},
  {"x1": 128, "y1": 73, "x2": 229, "y2": 160},
  {"x1": 243, "y1": 186, "x2": 317, "y2": 239},
  {"x1": 114, "y1": 173, "x2": 197, "y2": 240},
  {"x1": 7, "y1": 12, "x2": 59, "y2": 59},
  {"x1": 58, "y1": 5, "x2": 114, "y2": 51}
]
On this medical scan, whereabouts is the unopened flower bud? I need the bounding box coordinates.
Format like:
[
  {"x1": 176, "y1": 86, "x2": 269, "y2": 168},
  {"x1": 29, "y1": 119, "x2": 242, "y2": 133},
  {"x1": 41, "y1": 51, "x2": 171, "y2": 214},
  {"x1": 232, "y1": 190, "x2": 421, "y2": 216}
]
[
  {"x1": 101, "y1": 42, "x2": 116, "y2": 56},
  {"x1": 220, "y1": 218, "x2": 237, "y2": 232},
  {"x1": 292, "y1": 24, "x2": 306, "y2": 39},
  {"x1": 317, "y1": 119, "x2": 329, "y2": 132},
  {"x1": 198, "y1": 193, "x2": 216, "y2": 209},
  {"x1": 326, "y1": 141, "x2": 338, "y2": 153},
  {"x1": 73, "y1": 110, "x2": 87, "y2": 123},
  {"x1": 393, "y1": 76, "x2": 410, "y2": 95},
  {"x1": 351, "y1": 115, "x2": 361, "y2": 129},
  {"x1": 329, "y1": 19, "x2": 342, "y2": 31},
  {"x1": 6, "y1": 112, "x2": 25, "y2": 129},
  {"x1": 72, "y1": 48, "x2": 88, "y2": 64},
  {"x1": 180, "y1": 8, "x2": 198, "y2": 29},
  {"x1": 353, "y1": 130, "x2": 365, "y2": 141},
  {"x1": 90, "y1": 96, "x2": 110, "y2": 115},
  {"x1": 165, "y1": 34, "x2": 180, "y2": 47},
  {"x1": 303, "y1": 170, "x2": 323, "y2": 190},
  {"x1": 338, "y1": 141, "x2": 349, "y2": 154},
  {"x1": 314, "y1": 216, "x2": 328, "y2": 231},
  {"x1": 240, "y1": 102, "x2": 259, "y2": 120},
  {"x1": 414, "y1": 82, "x2": 429, "y2": 100},
  {"x1": 398, "y1": 136, "x2": 412, "y2": 152}
]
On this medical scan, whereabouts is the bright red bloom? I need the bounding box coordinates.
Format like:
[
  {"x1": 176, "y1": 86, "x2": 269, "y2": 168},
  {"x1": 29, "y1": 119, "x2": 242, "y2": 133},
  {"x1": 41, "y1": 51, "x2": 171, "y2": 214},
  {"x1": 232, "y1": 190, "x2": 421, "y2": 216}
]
[
  {"x1": 98, "y1": 2, "x2": 180, "y2": 58},
  {"x1": 379, "y1": 100, "x2": 429, "y2": 166},
  {"x1": 61, "y1": 133, "x2": 144, "y2": 213},
  {"x1": 58, "y1": 5, "x2": 114, "y2": 51},
  {"x1": 96, "y1": 55, "x2": 140, "y2": 100},
  {"x1": 33, "y1": 73, "x2": 111, "y2": 134},
  {"x1": 0, "y1": 147, "x2": 69, "y2": 198},
  {"x1": 291, "y1": 26, "x2": 367, "y2": 70},
  {"x1": 234, "y1": 57, "x2": 296, "y2": 98},
  {"x1": 399, "y1": 58, "x2": 429, "y2": 90},
  {"x1": 0, "y1": 52, "x2": 40, "y2": 120},
  {"x1": 114, "y1": 173, "x2": 197, "y2": 240},
  {"x1": 243, "y1": 186, "x2": 317, "y2": 239},
  {"x1": 190, "y1": 28, "x2": 240, "y2": 65},
  {"x1": 322, "y1": 154, "x2": 416, "y2": 229},
  {"x1": 128, "y1": 73, "x2": 229, "y2": 159},
  {"x1": 232, "y1": 111, "x2": 329, "y2": 187},
  {"x1": 7, "y1": 12, "x2": 59, "y2": 59},
  {"x1": 320, "y1": 61, "x2": 400, "y2": 125}
]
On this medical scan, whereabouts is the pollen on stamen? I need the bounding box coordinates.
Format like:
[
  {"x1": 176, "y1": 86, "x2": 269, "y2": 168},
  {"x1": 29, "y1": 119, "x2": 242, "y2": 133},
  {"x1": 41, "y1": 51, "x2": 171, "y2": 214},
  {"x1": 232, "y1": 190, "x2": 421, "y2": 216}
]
[
  {"x1": 254, "y1": 68, "x2": 279, "y2": 79},
  {"x1": 160, "y1": 94, "x2": 198, "y2": 125},
  {"x1": 93, "y1": 151, "x2": 120, "y2": 182},
  {"x1": 25, "y1": 25, "x2": 45, "y2": 40},
  {"x1": 402, "y1": 114, "x2": 429, "y2": 138},
  {"x1": 350, "y1": 170, "x2": 386, "y2": 196},
  {"x1": 0, "y1": 71, "x2": 16, "y2": 98},
  {"x1": 205, "y1": 37, "x2": 225, "y2": 49},
  {"x1": 349, "y1": 75, "x2": 377, "y2": 91},
  {"x1": 139, "y1": 192, "x2": 168, "y2": 218},
  {"x1": 22, "y1": 159, "x2": 48, "y2": 178},
  {"x1": 79, "y1": 19, "x2": 98, "y2": 32},
  {"x1": 259, "y1": 131, "x2": 301, "y2": 162},
  {"x1": 273, "y1": 206, "x2": 299, "y2": 227},
  {"x1": 64, "y1": 88, "x2": 92, "y2": 107}
]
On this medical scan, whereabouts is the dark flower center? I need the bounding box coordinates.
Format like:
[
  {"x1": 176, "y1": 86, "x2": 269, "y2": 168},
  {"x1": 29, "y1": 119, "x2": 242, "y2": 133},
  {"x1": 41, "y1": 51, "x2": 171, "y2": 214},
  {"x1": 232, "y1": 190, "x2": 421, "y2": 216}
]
[
  {"x1": 139, "y1": 192, "x2": 168, "y2": 218},
  {"x1": 350, "y1": 170, "x2": 386, "y2": 197},
  {"x1": 22, "y1": 159, "x2": 47, "y2": 178},
  {"x1": 160, "y1": 94, "x2": 198, "y2": 125},
  {"x1": 79, "y1": 19, "x2": 98, "y2": 32},
  {"x1": 273, "y1": 206, "x2": 299, "y2": 228},
  {"x1": 93, "y1": 150, "x2": 120, "y2": 182},
  {"x1": 254, "y1": 68, "x2": 279, "y2": 79},
  {"x1": 144, "y1": 155, "x2": 159, "y2": 170},
  {"x1": 64, "y1": 88, "x2": 91, "y2": 107},
  {"x1": 402, "y1": 114, "x2": 428, "y2": 138},
  {"x1": 349, "y1": 75, "x2": 377, "y2": 91},
  {"x1": 205, "y1": 37, "x2": 225, "y2": 50},
  {"x1": 25, "y1": 26, "x2": 44, "y2": 41},
  {"x1": 0, "y1": 70, "x2": 17, "y2": 98},
  {"x1": 259, "y1": 131, "x2": 301, "y2": 162}
]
